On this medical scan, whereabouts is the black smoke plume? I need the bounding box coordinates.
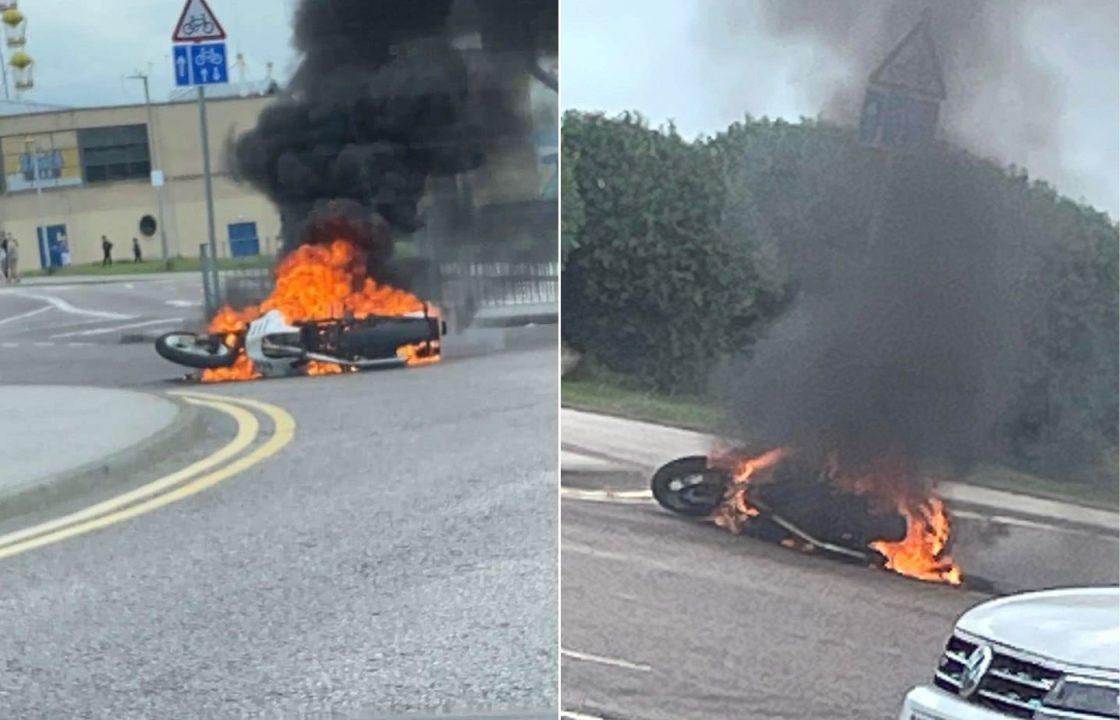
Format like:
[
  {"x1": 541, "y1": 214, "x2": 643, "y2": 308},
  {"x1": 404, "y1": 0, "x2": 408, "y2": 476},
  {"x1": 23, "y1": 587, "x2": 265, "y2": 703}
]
[
  {"x1": 702, "y1": 2, "x2": 1117, "y2": 483},
  {"x1": 233, "y1": 0, "x2": 556, "y2": 277},
  {"x1": 718, "y1": 149, "x2": 1040, "y2": 478}
]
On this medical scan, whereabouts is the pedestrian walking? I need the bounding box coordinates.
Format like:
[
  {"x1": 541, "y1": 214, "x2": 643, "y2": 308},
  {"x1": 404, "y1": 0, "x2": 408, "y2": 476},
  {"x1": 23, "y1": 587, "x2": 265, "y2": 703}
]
[
  {"x1": 7, "y1": 236, "x2": 19, "y2": 282},
  {"x1": 101, "y1": 235, "x2": 113, "y2": 266},
  {"x1": 0, "y1": 233, "x2": 8, "y2": 281},
  {"x1": 132, "y1": 237, "x2": 142, "y2": 263}
]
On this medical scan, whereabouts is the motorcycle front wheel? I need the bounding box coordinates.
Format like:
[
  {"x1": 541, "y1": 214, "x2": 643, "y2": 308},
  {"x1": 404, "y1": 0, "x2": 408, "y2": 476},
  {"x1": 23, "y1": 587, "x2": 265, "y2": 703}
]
[
  {"x1": 651, "y1": 455, "x2": 729, "y2": 517},
  {"x1": 155, "y1": 332, "x2": 239, "y2": 369}
]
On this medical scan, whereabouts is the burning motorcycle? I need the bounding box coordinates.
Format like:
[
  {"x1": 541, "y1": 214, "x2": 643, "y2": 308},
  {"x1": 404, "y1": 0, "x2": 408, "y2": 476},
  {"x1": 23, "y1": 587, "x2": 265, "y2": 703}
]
[
  {"x1": 155, "y1": 307, "x2": 443, "y2": 379},
  {"x1": 153, "y1": 237, "x2": 445, "y2": 382},
  {"x1": 650, "y1": 452, "x2": 963, "y2": 584}
]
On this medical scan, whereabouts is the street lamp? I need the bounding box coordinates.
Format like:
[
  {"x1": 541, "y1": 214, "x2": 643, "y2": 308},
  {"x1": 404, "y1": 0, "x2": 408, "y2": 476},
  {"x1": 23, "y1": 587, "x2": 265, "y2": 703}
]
[
  {"x1": 23, "y1": 136, "x2": 49, "y2": 273},
  {"x1": 126, "y1": 70, "x2": 170, "y2": 266}
]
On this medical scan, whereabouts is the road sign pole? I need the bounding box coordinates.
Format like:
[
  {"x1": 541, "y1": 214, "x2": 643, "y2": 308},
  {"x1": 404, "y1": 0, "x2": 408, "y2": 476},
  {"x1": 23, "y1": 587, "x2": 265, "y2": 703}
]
[{"x1": 197, "y1": 84, "x2": 220, "y2": 302}]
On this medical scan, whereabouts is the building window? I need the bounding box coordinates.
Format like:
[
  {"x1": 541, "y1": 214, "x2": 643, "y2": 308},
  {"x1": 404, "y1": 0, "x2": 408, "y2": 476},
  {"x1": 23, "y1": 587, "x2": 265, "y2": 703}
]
[{"x1": 78, "y1": 125, "x2": 150, "y2": 183}]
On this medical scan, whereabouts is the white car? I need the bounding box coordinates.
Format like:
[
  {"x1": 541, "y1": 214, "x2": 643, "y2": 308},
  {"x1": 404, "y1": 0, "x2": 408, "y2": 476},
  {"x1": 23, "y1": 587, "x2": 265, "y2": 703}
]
[{"x1": 900, "y1": 586, "x2": 1119, "y2": 719}]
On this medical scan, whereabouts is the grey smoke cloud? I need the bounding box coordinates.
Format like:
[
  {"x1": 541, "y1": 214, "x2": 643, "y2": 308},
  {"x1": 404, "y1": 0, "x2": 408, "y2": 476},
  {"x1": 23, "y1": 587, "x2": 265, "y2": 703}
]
[
  {"x1": 695, "y1": 0, "x2": 1118, "y2": 216},
  {"x1": 715, "y1": 148, "x2": 1047, "y2": 475}
]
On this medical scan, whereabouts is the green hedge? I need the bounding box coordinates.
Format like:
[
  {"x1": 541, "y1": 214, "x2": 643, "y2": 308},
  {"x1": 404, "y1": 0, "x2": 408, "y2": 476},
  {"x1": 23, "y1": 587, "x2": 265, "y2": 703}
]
[
  {"x1": 562, "y1": 110, "x2": 1118, "y2": 481},
  {"x1": 562, "y1": 112, "x2": 788, "y2": 392}
]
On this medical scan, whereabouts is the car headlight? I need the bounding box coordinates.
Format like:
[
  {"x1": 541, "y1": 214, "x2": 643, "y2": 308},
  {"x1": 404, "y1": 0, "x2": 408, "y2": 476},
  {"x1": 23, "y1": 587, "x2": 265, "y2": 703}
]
[{"x1": 1038, "y1": 675, "x2": 1120, "y2": 719}]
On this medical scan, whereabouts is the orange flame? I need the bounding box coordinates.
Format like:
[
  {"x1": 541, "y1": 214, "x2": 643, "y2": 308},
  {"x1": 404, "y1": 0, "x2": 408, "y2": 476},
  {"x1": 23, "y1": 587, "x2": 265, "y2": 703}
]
[
  {"x1": 707, "y1": 447, "x2": 963, "y2": 585},
  {"x1": 871, "y1": 497, "x2": 962, "y2": 585},
  {"x1": 709, "y1": 447, "x2": 788, "y2": 534},
  {"x1": 201, "y1": 238, "x2": 435, "y2": 383}
]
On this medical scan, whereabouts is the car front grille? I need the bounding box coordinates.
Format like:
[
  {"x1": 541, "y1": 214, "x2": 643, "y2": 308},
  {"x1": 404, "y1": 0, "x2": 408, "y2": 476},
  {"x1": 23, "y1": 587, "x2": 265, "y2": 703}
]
[{"x1": 933, "y1": 634, "x2": 1062, "y2": 718}]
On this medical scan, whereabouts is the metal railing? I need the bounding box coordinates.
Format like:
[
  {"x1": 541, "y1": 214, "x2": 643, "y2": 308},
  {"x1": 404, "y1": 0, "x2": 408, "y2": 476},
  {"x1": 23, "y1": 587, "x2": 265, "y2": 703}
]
[
  {"x1": 439, "y1": 262, "x2": 558, "y2": 308},
  {"x1": 199, "y1": 252, "x2": 557, "y2": 330}
]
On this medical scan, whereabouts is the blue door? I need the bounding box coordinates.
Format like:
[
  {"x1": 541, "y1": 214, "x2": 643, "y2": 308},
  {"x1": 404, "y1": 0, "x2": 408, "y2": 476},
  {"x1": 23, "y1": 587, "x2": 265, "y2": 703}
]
[
  {"x1": 36, "y1": 224, "x2": 67, "y2": 268},
  {"x1": 227, "y1": 222, "x2": 259, "y2": 257}
]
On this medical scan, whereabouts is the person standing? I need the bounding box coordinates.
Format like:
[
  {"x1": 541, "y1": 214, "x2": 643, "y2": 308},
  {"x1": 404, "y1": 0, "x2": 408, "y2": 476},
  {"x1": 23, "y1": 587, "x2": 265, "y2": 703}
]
[
  {"x1": 132, "y1": 237, "x2": 142, "y2": 263},
  {"x1": 101, "y1": 235, "x2": 113, "y2": 266},
  {"x1": 7, "y1": 236, "x2": 19, "y2": 283},
  {"x1": 0, "y1": 233, "x2": 8, "y2": 281}
]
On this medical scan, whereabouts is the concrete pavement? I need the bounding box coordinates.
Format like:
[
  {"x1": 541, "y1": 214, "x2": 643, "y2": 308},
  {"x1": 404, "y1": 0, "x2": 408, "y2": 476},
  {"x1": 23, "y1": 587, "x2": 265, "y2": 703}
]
[
  {"x1": 560, "y1": 409, "x2": 1118, "y2": 719},
  {"x1": 0, "y1": 386, "x2": 180, "y2": 493},
  {"x1": 0, "y1": 278, "x2": 559, "y2": 716},
  {"x1": 7, "y1": 272, "x2": 183, "y2": 286}
]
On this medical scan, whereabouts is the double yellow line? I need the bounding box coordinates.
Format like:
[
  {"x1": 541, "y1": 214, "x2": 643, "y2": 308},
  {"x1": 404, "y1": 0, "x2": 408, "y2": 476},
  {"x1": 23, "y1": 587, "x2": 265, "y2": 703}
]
[{"x1": 0, "y1": 391, "x2": 296, "y2": 561}]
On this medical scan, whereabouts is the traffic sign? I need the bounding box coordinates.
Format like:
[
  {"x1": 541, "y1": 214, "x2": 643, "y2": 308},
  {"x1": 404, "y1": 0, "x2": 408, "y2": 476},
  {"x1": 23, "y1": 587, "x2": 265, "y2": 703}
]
[
  {"x1": 173, "y1": 45, "x2": 191, "y2": 86},
  {"x1": 173, "y1": 41, "x2": 228, "y2": 86},
  {"x1": 868, "y1": 15, "x2": 945, "y2": 101},
  {"x1": 859, "y1": 14, "x2": 944, "y2": 150},
  {"x1": 172, "y1": 0, "x2": 226, "y2": 42},
  {"x1": 859, "y1": 86, "x2": 939, "y2": 149}
]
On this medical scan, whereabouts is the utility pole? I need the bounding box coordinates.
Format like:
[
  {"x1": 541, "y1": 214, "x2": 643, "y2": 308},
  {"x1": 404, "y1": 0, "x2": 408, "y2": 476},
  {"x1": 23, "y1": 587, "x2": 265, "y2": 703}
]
[{"x1": 126, "y1": 71, "x2": 170, "y2": 266}]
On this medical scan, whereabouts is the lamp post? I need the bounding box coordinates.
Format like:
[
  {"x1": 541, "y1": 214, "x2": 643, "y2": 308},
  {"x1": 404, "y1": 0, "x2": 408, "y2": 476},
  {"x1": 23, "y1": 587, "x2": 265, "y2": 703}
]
[
  {"x1": 24, "y1": 137, "x2": 48, "y2": 273},
  {"x1": 126, "y1": 71, "x2": 170, "y2": 266}
]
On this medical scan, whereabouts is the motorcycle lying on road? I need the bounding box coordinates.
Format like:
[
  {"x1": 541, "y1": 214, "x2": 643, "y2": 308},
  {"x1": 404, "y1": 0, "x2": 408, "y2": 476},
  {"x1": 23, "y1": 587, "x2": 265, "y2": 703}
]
[
  {"x1": 155, "y1": 308, "x2": 443, "y2": 377},
  {"x1": 650, "y1": 455, "x2": 910, "y2": 564}
]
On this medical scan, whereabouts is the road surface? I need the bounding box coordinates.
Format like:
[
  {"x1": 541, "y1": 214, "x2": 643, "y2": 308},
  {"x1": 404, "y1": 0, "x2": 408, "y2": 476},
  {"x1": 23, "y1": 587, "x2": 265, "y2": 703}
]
[
  {"x1": 0, "y1": 275, "x2": 558, "y2": 717},
  {"x1": 560, "y1": 411, "x2": 1119, "y2": 720}
]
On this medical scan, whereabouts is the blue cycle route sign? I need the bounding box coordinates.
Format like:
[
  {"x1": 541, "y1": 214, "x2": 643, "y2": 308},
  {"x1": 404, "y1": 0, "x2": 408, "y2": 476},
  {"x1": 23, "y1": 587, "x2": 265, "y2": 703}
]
[{"x1": 173, "y1": 41, "x2": 228, "y2": 87}]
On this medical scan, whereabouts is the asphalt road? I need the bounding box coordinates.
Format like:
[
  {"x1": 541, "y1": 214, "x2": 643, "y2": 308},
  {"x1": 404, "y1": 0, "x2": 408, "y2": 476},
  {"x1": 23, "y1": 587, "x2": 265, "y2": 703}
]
[
  {"x1": 0, "y1": 275, "x2": 558, "y2": 717},
  {"x1": 560, "y1": 428, "x2": 1118, "y2": 719}
]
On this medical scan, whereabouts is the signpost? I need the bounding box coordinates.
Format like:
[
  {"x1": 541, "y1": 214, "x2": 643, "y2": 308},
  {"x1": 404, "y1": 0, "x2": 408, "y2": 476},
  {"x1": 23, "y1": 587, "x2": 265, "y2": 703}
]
[
  {"x1": 859, "y1": 13, "x2": 945, "y2": 151},
  {"x1": 173, "y1": 42, "x2": 228, "y2": 87},
  {"x1": 171, "y1": 0, "x2": 227, "y2": 310},
  {"x1": 859, "y1": 13, "x2": 945, "y2": 254}
]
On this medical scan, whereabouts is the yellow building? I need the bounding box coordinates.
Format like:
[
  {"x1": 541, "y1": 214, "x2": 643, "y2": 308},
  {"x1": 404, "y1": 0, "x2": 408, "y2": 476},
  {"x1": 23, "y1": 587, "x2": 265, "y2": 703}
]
[
  {"x1": 0, "y1": 63, "x2": 556, "y2": 270},
  {"x1": 0, "y1": 94, "x2": 281, "y2": 268}
]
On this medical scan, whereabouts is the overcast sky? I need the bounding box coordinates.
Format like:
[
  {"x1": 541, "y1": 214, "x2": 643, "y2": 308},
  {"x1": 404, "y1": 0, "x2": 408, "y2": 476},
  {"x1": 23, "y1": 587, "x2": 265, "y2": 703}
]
[
  {"x1": 13, "y1": 1, "x2": 1116, "y2": 217},
  {"x1": 562, "y1": 0, "x2": 1119, "y2": 218},
  {"x1": 12, "y1": 0, "x2": 298, "y2": 107}
]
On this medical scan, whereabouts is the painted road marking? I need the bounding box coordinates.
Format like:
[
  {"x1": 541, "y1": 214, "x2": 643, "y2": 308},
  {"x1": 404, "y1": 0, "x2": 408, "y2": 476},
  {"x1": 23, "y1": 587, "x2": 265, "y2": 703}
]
[
  {"x1": 6, "y1": 290, "x2": 134, "y2": 320},
  {"x1": 51, "y1": 317, "x2": 183, "y2": 338},
  {"x1": 166, "y1": 299, "x2": 200, "y2": 307},
  {"x1": 0, "y1": 393, "x2": 295, "y2": 560},
  {"x1": 0, "y1": 305, "x2": 50, "y2": 327},
  {"x1": 0, "y1": 400, "x2": 257, "y2": 551},
  {"x1": 561, "y1": 487, "x2": 653, "y2": 504},
  {"x1": 32, "y1": 342, "x2": 54, "y2": 347},
  {"x1": 561, "y1": 712, "x2": 607, "y2": 720},
  {"x1": 1, "y1": 342, "x2": 18, "y2": 348},
  {"x1": 562, "y1": 648, "x2": 652, "y2": 672}
]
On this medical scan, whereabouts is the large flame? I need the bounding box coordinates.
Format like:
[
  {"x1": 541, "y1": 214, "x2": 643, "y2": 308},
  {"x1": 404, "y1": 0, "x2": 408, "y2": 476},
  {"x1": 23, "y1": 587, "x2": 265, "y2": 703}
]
[
  {"x1": 707, "y1": 447, "x2": 962, "y2": 585},
  {"x1": 202, "y1": 238, "x2": 434, "y2": 383},
  {"x1": 871, "y1": 497, "x2": 962, "y2": 585},
  {"x1": 710, "y1": 447, "x2": 788, "y2": 534}
]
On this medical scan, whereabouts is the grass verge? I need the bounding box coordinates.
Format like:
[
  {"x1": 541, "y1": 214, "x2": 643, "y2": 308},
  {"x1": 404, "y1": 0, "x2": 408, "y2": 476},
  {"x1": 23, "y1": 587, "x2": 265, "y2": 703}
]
[
  {"x1": 23, "y1": 255, "x2": 275, "y2": 278},
  {"x1": 561, "y1": 363, "x2": 724, "y2": 433}
]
